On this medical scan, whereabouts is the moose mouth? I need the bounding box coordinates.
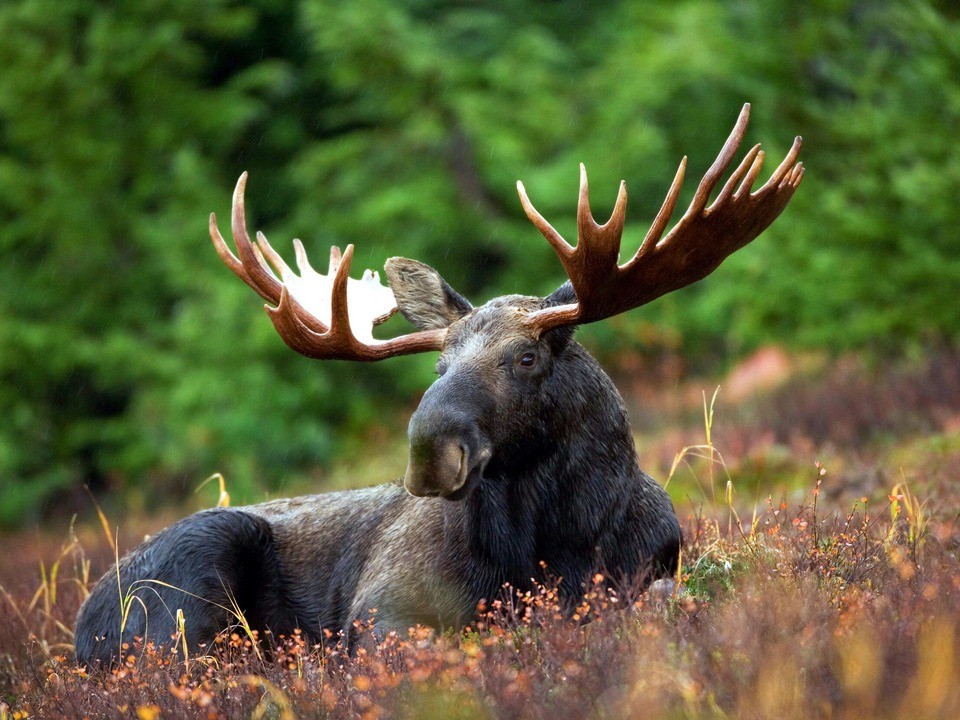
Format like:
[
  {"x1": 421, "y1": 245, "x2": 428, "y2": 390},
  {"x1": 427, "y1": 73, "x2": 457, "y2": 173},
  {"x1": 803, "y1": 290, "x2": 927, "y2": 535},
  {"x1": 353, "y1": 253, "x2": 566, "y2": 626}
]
[{"x1": 403, "y1": 440, "x2": 491, "y2": 500}]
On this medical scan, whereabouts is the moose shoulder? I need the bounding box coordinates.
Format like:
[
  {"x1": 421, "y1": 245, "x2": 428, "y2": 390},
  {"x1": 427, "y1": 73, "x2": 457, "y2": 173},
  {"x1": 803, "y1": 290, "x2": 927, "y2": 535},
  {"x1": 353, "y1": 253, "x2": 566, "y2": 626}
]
[{"x1": 75, "y1": 104, "x2": 803, "y2": 667}]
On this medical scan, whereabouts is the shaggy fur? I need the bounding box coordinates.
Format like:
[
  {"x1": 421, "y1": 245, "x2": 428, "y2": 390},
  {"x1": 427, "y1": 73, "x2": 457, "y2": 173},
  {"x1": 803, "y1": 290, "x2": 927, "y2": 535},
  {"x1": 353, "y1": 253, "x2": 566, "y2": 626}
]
[{"x1": 75, "y1": 271, "x2": 681, "y2": 667}]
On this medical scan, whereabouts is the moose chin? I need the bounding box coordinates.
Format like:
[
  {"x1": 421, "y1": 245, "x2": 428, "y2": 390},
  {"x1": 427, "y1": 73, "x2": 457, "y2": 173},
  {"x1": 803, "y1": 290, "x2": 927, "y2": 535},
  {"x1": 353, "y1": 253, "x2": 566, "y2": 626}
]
[{"x1": 74, "y1": 103, "x2": 803, "y2": 667}]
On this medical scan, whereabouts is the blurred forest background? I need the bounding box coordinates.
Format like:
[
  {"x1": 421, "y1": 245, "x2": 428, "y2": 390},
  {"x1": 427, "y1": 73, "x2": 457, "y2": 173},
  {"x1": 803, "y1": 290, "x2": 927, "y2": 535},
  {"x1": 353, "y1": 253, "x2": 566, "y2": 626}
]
[{"x1": 0, "y1": 0, "x2": 958, "y2": 527}]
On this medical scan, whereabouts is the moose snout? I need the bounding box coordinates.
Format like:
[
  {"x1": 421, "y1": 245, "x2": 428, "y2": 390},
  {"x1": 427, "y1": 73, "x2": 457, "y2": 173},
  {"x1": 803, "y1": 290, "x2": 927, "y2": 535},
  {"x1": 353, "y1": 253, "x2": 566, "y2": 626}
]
[
  {"x1": 404, "y1": 438, "x2": 469, "y2": 497},
  {"x1": 403, "y1": 410, "x2": 491, "y2": 499}
]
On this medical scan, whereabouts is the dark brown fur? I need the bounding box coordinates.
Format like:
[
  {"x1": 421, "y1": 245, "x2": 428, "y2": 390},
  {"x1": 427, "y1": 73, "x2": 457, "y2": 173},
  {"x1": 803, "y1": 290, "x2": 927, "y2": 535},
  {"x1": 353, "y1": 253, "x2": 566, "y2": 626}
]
[{"x1": 75, "y1": 271, "x2": 681, "y2": 667}]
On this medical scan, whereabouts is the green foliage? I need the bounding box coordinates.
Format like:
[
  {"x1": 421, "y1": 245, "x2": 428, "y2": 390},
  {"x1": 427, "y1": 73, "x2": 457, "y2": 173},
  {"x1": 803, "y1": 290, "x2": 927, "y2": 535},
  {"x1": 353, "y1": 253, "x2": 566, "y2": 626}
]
[{"x1": 0, "y1": 0, "x2": 957, "y2": 524}]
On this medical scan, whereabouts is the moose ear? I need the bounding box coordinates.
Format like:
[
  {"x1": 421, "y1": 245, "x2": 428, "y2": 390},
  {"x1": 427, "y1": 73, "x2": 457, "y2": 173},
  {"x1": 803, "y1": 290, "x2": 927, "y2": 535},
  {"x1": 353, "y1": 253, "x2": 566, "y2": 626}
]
[{"x1": 384, "y1": 258, "x2": 472, "y2": 330}]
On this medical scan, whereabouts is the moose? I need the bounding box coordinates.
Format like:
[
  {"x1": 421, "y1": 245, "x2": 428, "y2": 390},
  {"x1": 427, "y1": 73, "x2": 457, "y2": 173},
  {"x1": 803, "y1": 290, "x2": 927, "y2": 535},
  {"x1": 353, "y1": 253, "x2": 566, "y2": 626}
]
[{"x1": 75, "y1": 104, "x2": 802, "y2": 666}]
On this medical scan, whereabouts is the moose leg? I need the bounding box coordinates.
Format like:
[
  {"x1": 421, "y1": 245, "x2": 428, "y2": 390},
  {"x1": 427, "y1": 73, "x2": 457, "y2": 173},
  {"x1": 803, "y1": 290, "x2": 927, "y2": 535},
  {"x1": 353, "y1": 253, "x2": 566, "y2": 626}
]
[{"x1": 75, "y1": 509, "x2": 285, "y2": 668}]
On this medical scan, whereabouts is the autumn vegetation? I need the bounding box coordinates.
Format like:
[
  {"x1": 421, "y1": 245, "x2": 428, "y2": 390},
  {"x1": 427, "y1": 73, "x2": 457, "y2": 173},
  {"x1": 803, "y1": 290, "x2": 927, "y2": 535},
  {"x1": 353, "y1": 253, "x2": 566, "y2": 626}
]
[
  {"x1": 2, "y1": 0, "x2": 959, "y2": 717},
  {"x1": 3, "y1": 353, "x2": 960, "y2": 719}
]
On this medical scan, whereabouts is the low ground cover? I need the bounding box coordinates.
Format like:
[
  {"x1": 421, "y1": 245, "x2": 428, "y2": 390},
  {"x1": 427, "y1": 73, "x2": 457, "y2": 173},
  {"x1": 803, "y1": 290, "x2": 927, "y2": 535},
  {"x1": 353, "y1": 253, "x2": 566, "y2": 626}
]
[{"x1": 3, "y1": 355, "x2": 959, "y2": 719}]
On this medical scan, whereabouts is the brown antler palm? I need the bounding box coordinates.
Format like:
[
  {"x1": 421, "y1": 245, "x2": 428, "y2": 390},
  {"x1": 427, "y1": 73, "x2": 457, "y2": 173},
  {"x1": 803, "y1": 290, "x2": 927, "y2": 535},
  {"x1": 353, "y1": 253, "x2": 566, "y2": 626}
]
[
  {"x1": 209, "y1": 173, "x2": 446, "y2": 360},
  {"x1": 517, "y1": 103, "x2": 804, "y2": 335}
]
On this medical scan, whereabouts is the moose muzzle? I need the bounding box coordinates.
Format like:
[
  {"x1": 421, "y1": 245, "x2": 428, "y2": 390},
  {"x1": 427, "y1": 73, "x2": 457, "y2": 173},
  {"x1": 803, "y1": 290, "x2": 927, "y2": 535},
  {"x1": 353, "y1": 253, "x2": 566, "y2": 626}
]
[{"x1": 403, "y1": 406, "x2": 491, "y2": 499}]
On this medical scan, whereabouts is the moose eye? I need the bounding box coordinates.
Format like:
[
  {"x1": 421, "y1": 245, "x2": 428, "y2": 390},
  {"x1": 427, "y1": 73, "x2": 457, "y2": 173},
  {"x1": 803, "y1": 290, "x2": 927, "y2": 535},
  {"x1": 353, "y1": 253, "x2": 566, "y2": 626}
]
[{"x1": 517, "y1": 351, "x2": 537, "y2": 368}]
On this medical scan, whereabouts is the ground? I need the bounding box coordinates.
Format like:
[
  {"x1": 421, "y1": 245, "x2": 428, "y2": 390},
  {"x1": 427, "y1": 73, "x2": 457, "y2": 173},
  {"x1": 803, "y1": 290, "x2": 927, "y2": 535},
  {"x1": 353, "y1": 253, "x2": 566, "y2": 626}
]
[{"x1": 2, "y1": 349, "x2": 960, "y2": 719}]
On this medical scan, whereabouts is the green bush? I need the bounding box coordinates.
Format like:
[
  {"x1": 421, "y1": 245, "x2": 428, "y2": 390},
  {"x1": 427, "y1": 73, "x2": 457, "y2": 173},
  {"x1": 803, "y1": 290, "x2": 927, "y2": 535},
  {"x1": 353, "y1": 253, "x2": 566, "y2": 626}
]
[{"x1": 1, "y1": 0, "x2": 957, "y2": 524}]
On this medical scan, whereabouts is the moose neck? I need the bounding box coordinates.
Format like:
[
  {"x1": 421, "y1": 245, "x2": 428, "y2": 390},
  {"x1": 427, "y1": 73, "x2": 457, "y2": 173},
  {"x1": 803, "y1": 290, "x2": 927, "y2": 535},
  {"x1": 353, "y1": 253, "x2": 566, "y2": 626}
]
[{"x1": 450, "y1": 342, "x2": 641, "y2": 593}]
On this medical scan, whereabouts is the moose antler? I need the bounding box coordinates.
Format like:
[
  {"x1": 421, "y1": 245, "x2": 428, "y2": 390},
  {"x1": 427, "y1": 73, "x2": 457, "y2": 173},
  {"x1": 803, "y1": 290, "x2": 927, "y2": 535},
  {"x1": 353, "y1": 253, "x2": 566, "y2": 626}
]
[
  {"x1": 209, "y1": 173, "x2": 446, "y2": 360},
  {"x1": 213, "y1": 105, "x2": 802, "y2": 359},
  {"x1": 517, "y1": 103, "x2": 804, "y2": 334}
]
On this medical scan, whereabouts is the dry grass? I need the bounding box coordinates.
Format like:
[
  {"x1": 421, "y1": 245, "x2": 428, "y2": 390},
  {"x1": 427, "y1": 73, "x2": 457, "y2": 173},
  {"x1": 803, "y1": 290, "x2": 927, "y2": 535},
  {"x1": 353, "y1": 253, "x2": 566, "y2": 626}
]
[
  {"x1": 633, "y1": 349, "x2": 960, "y2": 504},
  {"x1": 3, "y1": 355, "x2": 960, "y2": 719},
  {"x1": 1, "y1": 448, "x2": 959, "y2": 719}
]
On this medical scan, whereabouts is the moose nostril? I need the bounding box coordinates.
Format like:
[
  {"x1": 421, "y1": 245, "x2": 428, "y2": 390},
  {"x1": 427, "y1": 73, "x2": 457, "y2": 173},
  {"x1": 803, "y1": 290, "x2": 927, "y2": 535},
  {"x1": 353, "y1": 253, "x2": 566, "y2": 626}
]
[{"x1": 454, "y1": 444, "x2": 470, "y2": 487}]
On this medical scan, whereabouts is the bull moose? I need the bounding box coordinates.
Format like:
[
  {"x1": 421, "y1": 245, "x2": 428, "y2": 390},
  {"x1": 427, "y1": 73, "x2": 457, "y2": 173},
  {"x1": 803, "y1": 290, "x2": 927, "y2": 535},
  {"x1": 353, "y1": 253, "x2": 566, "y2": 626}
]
[{"x1": 75, "y1": 104, "x2": 803, "y2": 666}]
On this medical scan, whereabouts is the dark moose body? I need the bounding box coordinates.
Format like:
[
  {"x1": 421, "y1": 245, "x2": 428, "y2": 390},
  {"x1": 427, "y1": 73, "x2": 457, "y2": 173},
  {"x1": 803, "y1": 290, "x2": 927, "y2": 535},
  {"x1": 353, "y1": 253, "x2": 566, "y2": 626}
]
[
  {"x1": 75, "y1": 293, "x2": 681, "y2": 665},
  {"x1": 75, "y1": 104, "x2": 802, "y2": 667}
]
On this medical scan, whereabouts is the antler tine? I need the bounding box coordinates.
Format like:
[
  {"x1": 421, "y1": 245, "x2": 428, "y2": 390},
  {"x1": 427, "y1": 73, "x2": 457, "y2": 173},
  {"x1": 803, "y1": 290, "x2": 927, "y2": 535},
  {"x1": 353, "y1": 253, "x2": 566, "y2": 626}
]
[
  {"x1": 576, "y1": 163, "x2": 593, "y2": 234},
  {"x1": 209, "y1": 211, "x2": 262, "y2": 294},
  {"x1": 517, "y1": 180, "x2": 574, "y2": 259},
  {"x1": 788, "y1": 162, "x2": 805, "y2": 188},
  {"x1": 256, "y1": 230, "x2": 294, "y2": 280},
  {"x1": 634, "y1": 156, "x2": 687, "y2": 262},
  {"x1": 328, "y1": 244, "x2": 355, "y2": 335},
  {"x1": 711, "y1": 143, "x2": 762, "y2": 210},
  {"x1": 516, "y1": 165, "x2": 626, "y2": 320},
  {"x1": 328, "y1": 245, "x2": 343, "y2": 275},
  {"x1": 685, "y1": 103, "x2": 751, "y2": 218},
  {"x1": 577, "y1": 164, "x2": 628, "y2": 258},
  {"x1": 757, "y1": 135, "x2": 803, "y2": 196},
  {"x1": 230, "y1": 172, "x2": 284, "y2": 303},
  {"x1": 291, "y1": 239, "x2": 312, "y2": 276},
  {"x1": 734, "y1": 149, "x2": 766, "y2": 199}
]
